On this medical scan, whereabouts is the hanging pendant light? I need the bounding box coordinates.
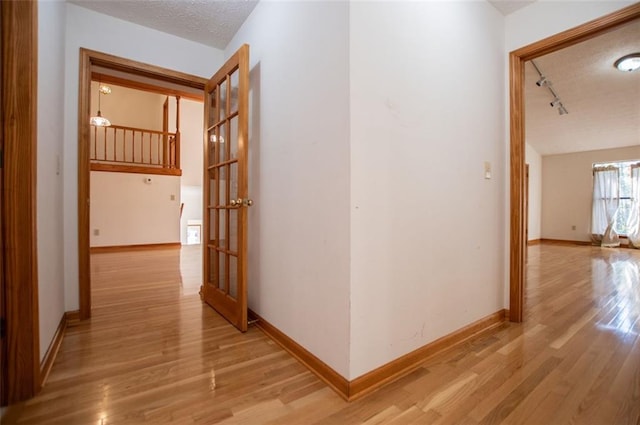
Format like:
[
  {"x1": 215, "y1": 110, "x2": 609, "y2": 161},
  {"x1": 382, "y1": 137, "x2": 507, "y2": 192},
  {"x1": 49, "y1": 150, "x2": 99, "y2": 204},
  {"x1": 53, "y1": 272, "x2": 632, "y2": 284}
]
[{"x1": 90, "y1": 83, "x2": 111, "y2": 127}]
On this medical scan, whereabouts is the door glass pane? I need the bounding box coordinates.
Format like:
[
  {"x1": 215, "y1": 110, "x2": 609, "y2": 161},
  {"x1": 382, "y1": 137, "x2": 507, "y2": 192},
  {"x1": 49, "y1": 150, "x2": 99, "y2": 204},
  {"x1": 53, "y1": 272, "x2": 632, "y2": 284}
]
[
  {"x1": 230, "y1": 69, "x2": 239, "y2": 114},
  {"x1": 230, "y1": 162, "x2": 238, "y2": 202},
  {"x1": 209, "y1": 211, "x2": 217, "y2": 245},
  {"x1": 218, "y1": 252, "x2": 227, "y2": 292},
  {"x1": 218, "y1": 209, "x2": 227, "y2": 248},
  {"x1": 208, "y1": 248, "x2": 217, "y2": 284},
  {"x1": 219, "y1": 81, "x2": 228, "y2": 121},
  {"x1": 209, "y1": 175, "x2": 217, "y2": 208},
  {"x1": 208, "y1": 90, "x2": 217, "y2": 128},
  {"x1": 218, "y1": 123, "x2": 226, "y2": 164},
  {"x1": 229, "y1": 255, "x2": 238, "y2": 299},
  {"x1": 230, "y1": 116, "x2": 239, "y2": 160},
  {"x1": 229, "y1": 209, "x2": 238, "y2": 253},
  {"x1": 208, "y1": 130, "x2": 217, "y2": 167},
  {"x1": 218, "y1": 167, "x2": 227, "y2": 206}
]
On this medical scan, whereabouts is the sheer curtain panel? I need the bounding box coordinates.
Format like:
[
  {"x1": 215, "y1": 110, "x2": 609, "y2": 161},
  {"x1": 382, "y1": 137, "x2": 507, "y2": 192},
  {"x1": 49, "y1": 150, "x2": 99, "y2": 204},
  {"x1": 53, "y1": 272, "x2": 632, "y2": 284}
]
[
  {"x1": 591, "y1": 166, "x2": 620, "y2": 247},
  {"x1": 627, "y1": 164, "x2": 640, "y2": 249}
]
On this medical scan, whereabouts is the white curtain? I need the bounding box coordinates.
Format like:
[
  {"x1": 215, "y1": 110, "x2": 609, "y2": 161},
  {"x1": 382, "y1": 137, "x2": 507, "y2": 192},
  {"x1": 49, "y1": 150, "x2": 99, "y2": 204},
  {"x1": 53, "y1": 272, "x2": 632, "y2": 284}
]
[
  {"x1": 627, "y1": 164, "x2": 640, "y2": 249},
  {"x1": 591, "y1": 166, "x2": 620, "y2": 247}
]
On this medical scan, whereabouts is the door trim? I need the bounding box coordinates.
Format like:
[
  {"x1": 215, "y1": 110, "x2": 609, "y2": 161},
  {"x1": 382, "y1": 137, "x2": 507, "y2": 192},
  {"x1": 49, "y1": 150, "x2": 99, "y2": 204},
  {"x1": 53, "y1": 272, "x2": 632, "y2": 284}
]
[
  {"x1": 1, "y1": 0, "x2": 41, "y2": 403},
  {"x1": 508, "y1": 4, "x2": 640, "y2": 322},
  {"x1": 77, "y1": 49, "x2": 207, "y2": 319}
]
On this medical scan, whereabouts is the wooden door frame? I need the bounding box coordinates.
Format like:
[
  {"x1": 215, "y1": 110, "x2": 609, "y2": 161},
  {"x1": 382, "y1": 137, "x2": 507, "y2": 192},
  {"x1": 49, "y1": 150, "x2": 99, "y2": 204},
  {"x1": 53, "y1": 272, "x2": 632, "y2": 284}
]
[
  {"x1": 1, "y1": 0, "x2": 40, "y2": 403},
  {"x1": 509, "y1": 4, "x2": 640, "y2": 322},
  {"x1": 77, "y1": 49, "x2": 207, "y2": 319}
]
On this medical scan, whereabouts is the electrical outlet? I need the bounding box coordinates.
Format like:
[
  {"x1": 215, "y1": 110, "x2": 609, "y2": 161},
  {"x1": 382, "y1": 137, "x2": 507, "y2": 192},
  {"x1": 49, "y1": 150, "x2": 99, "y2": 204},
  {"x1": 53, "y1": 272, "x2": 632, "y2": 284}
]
[
  {"x1": 571, "y1": 225, "x2": 576, "y2": 231},
  {"x1": 93, "y1": 229, "x2": 100, "y2": 236},
  {"x1": 484, "y1": 161, "x2": 491, "y2": 179},
  {"x1": 170, "y1": 194, "x2": 176, "y2": 201}
]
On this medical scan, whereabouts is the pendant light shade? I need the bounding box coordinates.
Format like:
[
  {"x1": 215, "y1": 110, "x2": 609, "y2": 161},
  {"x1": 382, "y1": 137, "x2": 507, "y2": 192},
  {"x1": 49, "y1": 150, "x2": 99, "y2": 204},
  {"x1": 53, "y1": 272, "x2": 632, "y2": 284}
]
[{"x1": 90, "y1": 83, "x2": 111, "y2": 127}]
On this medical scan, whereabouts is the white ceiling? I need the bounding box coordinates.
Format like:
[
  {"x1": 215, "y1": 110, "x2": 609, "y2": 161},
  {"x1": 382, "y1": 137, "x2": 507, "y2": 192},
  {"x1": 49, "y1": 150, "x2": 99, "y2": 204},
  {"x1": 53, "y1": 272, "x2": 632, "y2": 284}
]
[
  {"x1": 68, "y1": 0, "x2": 258, "y2": 49},
  {"x1": 488, "y1": 0, "x2": 535, "y2": 16},
  {"x1": 525, "y1": 19, "x2": 640, "y2": 156}
]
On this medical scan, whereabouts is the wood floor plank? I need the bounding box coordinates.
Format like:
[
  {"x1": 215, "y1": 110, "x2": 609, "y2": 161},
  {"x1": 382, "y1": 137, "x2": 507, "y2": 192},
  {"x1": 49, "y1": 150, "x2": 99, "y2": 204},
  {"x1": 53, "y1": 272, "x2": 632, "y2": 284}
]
[{"x1": 3, "y1": 244, "x2": 640, "y2": 424}]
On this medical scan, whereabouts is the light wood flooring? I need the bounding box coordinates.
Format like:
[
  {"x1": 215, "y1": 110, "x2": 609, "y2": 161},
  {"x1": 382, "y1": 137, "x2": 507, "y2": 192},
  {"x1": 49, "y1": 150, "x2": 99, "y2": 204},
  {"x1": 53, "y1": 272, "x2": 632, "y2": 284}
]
[{"x1": 3, "y1": 244, "x2": 640, "y2": 424}]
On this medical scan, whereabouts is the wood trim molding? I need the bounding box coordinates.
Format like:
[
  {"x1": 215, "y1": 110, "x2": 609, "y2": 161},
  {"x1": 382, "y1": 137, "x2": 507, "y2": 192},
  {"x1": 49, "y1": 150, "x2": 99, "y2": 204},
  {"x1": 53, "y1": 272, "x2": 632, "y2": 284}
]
[
  {"x1": 1, "y1": 0, "x2": 41, "y2": 403},
  {"x1": 90, "y1": 242, "x2": 181, "y2": 254},
  {"x1": 348, "y1": 309, "x2": 507, "y2": 401},
  {"x1": 78, "y1": 49, "x2": 207, "y2": 320},
  {"x1": 540, "y1": 239, "x2": 591, "y2": 246},
  {"x1": 40, "y1": 314, "x2": 66, "y2": 387},
  {"x1": 527, "y1": 239, "x2": 541, "y2": 246},
  {"x1": 250, "y1": 309, "x2": 506, "y2": 401},
  {"x1": 509, "y1": 3, "x2": 640, "y2": 324},
  {"x1": 39, "y1": 310, "x2": 80, "y2": 388},
  {"x1": 92, "y1": 72, "x2": 204, "y2": 102},
  {"x1": 90, "y1": 163, "x2": 182, "y2": 176},
  {"x1": 248, "y1": 310, "x2": 350, "y2": 400}
]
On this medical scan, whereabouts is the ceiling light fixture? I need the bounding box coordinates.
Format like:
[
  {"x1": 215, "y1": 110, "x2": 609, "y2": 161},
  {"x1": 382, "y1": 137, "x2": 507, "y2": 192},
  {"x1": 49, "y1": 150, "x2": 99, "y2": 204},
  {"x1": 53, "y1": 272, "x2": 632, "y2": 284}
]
[
  {"x1": 531, "y1": 60, "x2": 568, "y2": 116},
  {"x1": 614, "y1": 53, "x2": 640, "y2": 72},
  {"x1": 90, "y1": 82, "x2": 111, "y2": 127}
]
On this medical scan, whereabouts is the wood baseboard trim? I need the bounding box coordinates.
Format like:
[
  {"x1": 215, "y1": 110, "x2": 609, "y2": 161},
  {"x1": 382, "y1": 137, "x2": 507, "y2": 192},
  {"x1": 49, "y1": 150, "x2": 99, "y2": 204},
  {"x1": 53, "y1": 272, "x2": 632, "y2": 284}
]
[
  {"x1": 90, "y1": 242, "x2": 181, "y2": 253},
  {"x1": 250, "y1": 308, "x2": 507, "y2": 402},
  {"x1": 527, "y1": 239, "x2": 541, "y2": 246},
  {"x1": 540, "y1": 238, "x2": 591, "y2": 246},
  {"x1": 65, "y1": 310, "x2": 81, "y2": 324},
  {"x1": 348, "y1": 309, "x2": 507, "y2": 400},
  {"x1": 248, "y1": 310, "x2": 350, "y2": 400},
  {"x1": 39, "y1": 314, "x2": 66, "y2": 387}
]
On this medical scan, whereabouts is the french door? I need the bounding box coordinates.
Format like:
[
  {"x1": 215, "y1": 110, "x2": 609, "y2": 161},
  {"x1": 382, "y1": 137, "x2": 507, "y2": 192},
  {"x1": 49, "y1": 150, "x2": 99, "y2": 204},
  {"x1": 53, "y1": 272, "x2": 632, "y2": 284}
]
[{"x1": 201, "y1": 45, "x2": 251, "y2": 332}]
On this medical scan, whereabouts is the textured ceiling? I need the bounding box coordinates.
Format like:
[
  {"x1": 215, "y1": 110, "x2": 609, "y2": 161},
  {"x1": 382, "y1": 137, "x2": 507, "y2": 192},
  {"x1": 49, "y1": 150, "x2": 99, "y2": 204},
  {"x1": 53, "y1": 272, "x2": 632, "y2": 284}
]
[
  {"x1": 68, "y1": 0, "x2": 258, "y2": 49},
  {"x1": 488, "y1": 0, "x2": 535, "y2": 16},
  {"x1": 525, "y1": 19, "x2": 640, "y2": 156}
]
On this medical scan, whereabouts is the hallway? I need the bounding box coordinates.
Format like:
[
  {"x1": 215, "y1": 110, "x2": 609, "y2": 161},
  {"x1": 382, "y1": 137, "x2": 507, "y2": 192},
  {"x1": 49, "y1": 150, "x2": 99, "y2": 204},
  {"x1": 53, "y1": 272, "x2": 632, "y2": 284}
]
[{"x1": 3, "y1": 244, "x2": 640, "y2": 424}]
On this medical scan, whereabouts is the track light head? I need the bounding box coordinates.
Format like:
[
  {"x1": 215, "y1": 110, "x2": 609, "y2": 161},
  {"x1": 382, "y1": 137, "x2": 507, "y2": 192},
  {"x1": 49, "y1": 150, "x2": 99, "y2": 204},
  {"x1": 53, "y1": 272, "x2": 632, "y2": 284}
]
[
  {"x1": 550, "y1": 98, "x2": 561, "y2": 107},
  {"x1": 536, "y1": 77, "x2": 550, "y2": 87},
  {"x1": 558, "y1": 104, "x2": 568, "y2": 115}
]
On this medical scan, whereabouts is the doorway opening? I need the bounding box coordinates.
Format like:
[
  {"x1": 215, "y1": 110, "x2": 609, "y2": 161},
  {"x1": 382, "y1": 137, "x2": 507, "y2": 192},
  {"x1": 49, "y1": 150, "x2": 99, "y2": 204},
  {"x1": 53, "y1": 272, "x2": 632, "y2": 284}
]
[
  {"x1": 77, "y1": 49, "x2": 207, "y2": 319},
  {"x1": 509, "y1": 4, "x2": 640, "y2": 322}
]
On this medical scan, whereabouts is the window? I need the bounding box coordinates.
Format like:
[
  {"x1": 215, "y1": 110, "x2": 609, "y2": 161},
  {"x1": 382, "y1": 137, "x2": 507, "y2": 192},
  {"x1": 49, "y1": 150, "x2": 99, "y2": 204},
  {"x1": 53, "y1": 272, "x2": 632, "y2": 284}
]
[{"x1": 593, "y1": 160, "x2": 639, "y2": 236}]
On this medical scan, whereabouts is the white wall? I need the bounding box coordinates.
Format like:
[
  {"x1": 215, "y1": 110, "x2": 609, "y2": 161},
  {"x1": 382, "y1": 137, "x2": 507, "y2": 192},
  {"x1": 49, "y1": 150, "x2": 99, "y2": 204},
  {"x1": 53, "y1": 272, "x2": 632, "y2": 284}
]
[
  {"x1": 90, "y1": 172, "x2": 180, "y2": 247},
  {"x1": 63, "y1": 3, "x2": 223, "y2": 310},
  {"x1": 349, "y1": 1, "x2": 505, "y2": 379},
  {"x1": 38, "y1": 0, "x2": 66, "y2": 361},
  {"x1": 170, "y1": 98, "x2": 204, "y2": 244},
  {"x1": 542, "y1": 146, "x2": 640, "y2": 242},
  {"x1": 225, "y1": 1, "x2": 351, "y2": 377},
  {"x1": 91, "y1": 82, "x2": 165, "y2": 131},
  {"x1": 526, "y1": 143, "x2": 542, "y2": 241}
]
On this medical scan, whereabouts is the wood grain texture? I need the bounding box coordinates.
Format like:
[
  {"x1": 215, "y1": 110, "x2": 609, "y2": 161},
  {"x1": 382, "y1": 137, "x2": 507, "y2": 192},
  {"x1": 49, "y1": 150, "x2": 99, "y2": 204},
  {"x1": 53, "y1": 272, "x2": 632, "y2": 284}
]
[
  {"x1": 349, "y1": 310, "x2": 506, "y2": 401},
  {"x1": 508, "y1": 4, "x2": 640, "y2": 326},
  {"x1": 1, "y1": 0, "x2": 40, "y2": 403},
  {"x1": 78, "y1": 48, "x2": 207, "y2": 320},
  {"x1": 90, "y1": 163, "x2": 182, "y2": 176},
  {"x1": 6, "y1": 244, "x2": 639, "y2": 424},
  {"x1": 90, "y1": 243, "x2": 182, "y2": 254},
  {"x1": 39, "y1": 314, "x2": 67, "y2": 387},
  {"x1": 92, "y1": 72, "x2": 204, "y2": 102},
  {"x1": 249, "y1": 309, "x2": 351, "y2": 400}
]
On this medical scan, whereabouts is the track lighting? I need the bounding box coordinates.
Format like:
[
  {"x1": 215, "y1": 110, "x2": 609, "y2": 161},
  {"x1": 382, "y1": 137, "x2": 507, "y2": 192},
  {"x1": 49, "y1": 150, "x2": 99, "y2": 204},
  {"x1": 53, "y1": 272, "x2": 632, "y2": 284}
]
[
  {"x1": 536, "y1": 76, "x2": 550, "y2": 87},
  {"x1": 531, "y1": 60, "x2": 568, "y2": 116}
]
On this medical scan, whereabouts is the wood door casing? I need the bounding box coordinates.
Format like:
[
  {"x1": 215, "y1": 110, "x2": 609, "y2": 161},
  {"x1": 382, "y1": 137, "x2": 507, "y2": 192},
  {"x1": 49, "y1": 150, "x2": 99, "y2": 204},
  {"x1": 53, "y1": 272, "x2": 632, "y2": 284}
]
[{"x1": 201, "y1": 44, "x2": 250, "y2": 332}]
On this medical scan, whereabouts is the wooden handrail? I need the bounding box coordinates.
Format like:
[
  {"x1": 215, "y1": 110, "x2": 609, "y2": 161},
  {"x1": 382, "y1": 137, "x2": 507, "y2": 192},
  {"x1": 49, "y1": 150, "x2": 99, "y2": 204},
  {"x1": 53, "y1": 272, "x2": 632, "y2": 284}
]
[{"x1": 90, "y1": 123, "x2": 180, "y2": 169}]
